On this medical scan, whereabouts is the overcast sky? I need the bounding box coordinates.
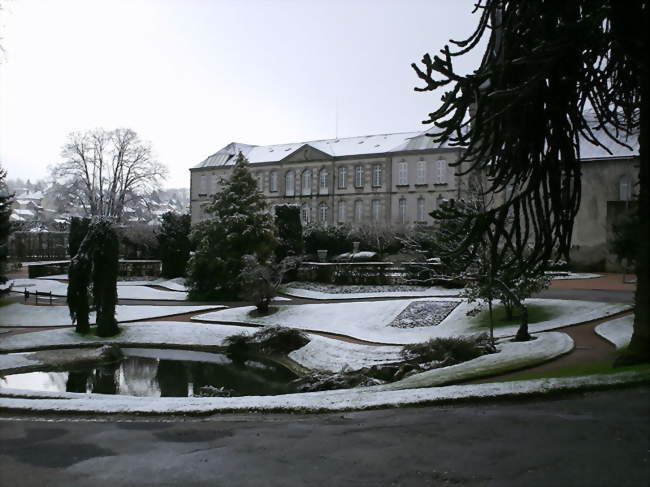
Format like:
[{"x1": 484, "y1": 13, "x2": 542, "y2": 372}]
[{"x1": 0, "y1": 0, "x2": 484, "y2": 189}]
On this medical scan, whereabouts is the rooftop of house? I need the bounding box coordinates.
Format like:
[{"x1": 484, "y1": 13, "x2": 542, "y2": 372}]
[{"x1": 193, "y1": 127, "x2": 458, "y2": 169}]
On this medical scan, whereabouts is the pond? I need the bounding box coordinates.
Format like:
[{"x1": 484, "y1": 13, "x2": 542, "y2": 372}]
[{"x1": 1, "y1": 348, "x2": 298, "y2": 397}]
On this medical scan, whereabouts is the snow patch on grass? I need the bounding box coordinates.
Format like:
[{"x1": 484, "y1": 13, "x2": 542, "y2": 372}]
[
  {"x1": 382, "y1": 332, "x2": 573, "y2": 389},
  {"x1": 595, "y1": 315, "x2": 634, "y2": 349},
  {"x1": 0, "y1": 321, "x2": 254, "y2": 353},
  {"x1": 0, "y1": 369, "x2": 647, "y2": 414},
  {"x1": 289, "y1": 336, "x2": 403, "y2": 372},
  {"x1": 281, "y1": 285, "x2": 460, "y2": 300}
]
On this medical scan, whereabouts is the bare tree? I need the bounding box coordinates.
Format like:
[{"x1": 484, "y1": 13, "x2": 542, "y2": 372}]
[{"x1": 53, "y1": 128, "x2": 167, "y2": 220}]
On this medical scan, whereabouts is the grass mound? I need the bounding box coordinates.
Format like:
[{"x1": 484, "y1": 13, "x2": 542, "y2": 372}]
[{"x1": 473, "y1": 304, "x2": 558, "y2": 330}]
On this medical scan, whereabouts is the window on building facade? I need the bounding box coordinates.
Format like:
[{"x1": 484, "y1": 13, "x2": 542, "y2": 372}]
[
  {"x1": 354, "y1": 200, "x2": 363, "y2": 222},
  {"x1": 302, "y1": 170, "x2": 312, "y2": 195},
  {"x1": 338, "y1": 201, "x2": 346, "y2": 222},
  {"x1": 371, "y1": 199, "x2": 380, "y2": 222},
  {"x1": 199, "y1": 174, "x2": 208, "y2": 196},
  {"x1": 619, "y1": 175, "x2": 632, "y2": 201},
  {"x1": 301, "y1": 204, "x2": 311, "y2": 223},
  {"x1": 398, "y1": 161, "x2": 408, "y2": 185},
  {"x1": 398, "y1": 198, "x2": 407, "y2": 224},
  {"x1": 319, "y1": 169, "x2": 329, "y2": 194},
  {"x1": 285, "y1": 171, "x2": 295, "y2": 196},
  {"x1": 319, "y1": 203, "x2": 329, "y2": 224},
  {"x1": 354, "y1": 165, "x2": 364, "y2": 188},
  {"x1": 269, "y1": 171, "x2": 278, "y2": 192},
  {"x1": 417, "y1": 197, "x2": 425, "y2": 222},
  {"x1": 416, "y1": 160, "x2": 426, "y2": 185},
  {"x1": 338, "y1": 166, "x2": 347, "y2": 189},
  {"x1": 436, "y1": 158, "x2": 447, "y2": 184},
  {"x1": 372, "y1": 165, "x2": 383, "y2": 187}
]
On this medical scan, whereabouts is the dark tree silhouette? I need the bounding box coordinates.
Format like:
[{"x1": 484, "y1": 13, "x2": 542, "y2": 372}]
[
  {"x1": 413, "y1": 1, "x2": 647, "y2": 359},
  {"x1": 0, "y1": 165, "x2": 14, "y2": 298},
  {"x1": 67, "y1": 218, "x2": 120, "y2": 336}
]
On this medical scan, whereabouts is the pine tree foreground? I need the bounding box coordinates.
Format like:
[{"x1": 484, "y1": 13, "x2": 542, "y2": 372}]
[
  {"x1": 186, "y1": 153, "x2": 277, "y2": 300},
  {"x1": 413, "y1": 1, "x2": 648, "y2": 362}
]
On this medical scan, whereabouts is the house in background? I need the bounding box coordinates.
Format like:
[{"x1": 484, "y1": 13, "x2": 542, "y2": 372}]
[
  {"x1": 190, "y1": 127, "x2": 639, "y2": 272},
  {"x1": 190, "y1": 129, "x2": 466, "y2": 228}
]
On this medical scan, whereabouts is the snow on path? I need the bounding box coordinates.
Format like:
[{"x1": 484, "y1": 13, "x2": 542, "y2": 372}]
[
  {"x1": 9, "y1": 278, "x2": 188, "y2": 300},
  {"x1": 192, "y1": 298, "x2": 630, "y2": 345},
  {"x1": 281, "y1": 286, "x2": 460, "y2": 300},
  {"x1": 0, "y1": 303, "x2": 223, "y2": 327},
  {"x1": 595, "y1": 315, "x2": 634, "y2": 349}
]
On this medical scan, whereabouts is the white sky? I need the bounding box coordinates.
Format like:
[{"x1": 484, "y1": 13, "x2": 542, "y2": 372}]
[{"x1": 0, "y1": 0, "x2": 483, "y2": 189}]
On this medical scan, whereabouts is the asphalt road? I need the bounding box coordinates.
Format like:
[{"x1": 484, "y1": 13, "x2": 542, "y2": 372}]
[{"x1": 1, "y1": 386, "x2": 648, "y2": 487}]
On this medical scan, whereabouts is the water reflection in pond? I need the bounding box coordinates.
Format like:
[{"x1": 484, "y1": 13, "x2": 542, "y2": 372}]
[{"x1": 1, "y1": 348, "x2": 298, "y2": 397}]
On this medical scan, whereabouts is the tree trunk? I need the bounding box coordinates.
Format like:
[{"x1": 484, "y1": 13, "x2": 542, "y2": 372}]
[{"x1": 617, "y1": 65, "x2": 650, "y2": 365}]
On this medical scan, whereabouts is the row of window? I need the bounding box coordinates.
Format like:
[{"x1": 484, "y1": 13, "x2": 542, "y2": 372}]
[
  {"x1": 297, "y1": 196, "x2": 438, "y2": 225},
  {"x1": 197, "y1": 159, "x2": 449, "y2": 196}
]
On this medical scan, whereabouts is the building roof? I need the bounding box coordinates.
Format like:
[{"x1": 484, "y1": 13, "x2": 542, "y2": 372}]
[{"x1": 193, "y1": 128, "x2": 457, "y2": 169}]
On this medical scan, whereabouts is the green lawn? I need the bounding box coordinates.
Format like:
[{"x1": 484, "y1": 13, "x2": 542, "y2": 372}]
[
  {"x1": 472, "y1": 303, "x2": 558, "y2": 330},
  {"x1": 494, "y1": 356, "x2": 650, "y2": 382}
]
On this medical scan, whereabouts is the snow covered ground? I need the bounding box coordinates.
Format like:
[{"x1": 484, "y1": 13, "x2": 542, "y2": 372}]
[
  {"x1": 0, "y1": 321, "x2": 253, "y2": 352},
  {"x1": 281, "y1": 285, "x2": 460, "y2": 300},
  {"x1": 0, "y1": 368, "x2": 645, "y2": 414},
  {"x1": 8, "y1": 278, "x2": 188, "y2": 300},
  {"x1": 595, "y1": 315, "x2": 634, "y2": 349},
  {"x1": 385, "y1": 332, "x2": 573, "y2": 389},
  {"x1": 548, "y1": 272, "x2": 601, "y2": 280},
  {"x1": 288, "y1": 336, "x2": 403, "y2": 372},
  {"x1": 192, "y1": 298, "x2": 630, "y2": 345},
  {"x1": 0, "y1": 303, "x2": 223, "y2": 327}
]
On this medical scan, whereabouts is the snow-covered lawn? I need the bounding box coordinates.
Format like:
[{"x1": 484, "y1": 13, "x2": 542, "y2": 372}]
[
  {"x1": 0, "y1": 368, "x2": 646, "y2": 414},
  {"x1": 384, "y1": 332, "x2": 573, "y2": 389},
  {"x1": 0, "y1": 303, "x2": 223, "y2": 327},
  {"x1": 192, "y1": 298, "x2": 630, "y2": 345},
  {"x1": 0, "y1": 321, "x2": 253, "y2": 352},
  {"x1": 282, "y1": 283, "x2": 460, "y2": 300},
  {"x1": 595, "y1": 315, "x2": 634, "y2": 349},
  {"x1": 289, "y1": 336, "x2": 403, "y2": 372},
  {"x1": 8, "y1": 278, "x2": 188, "y2": 300}
]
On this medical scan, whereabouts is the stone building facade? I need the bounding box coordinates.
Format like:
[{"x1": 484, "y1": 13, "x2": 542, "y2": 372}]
[
  {"x1": 189, "y1": 128, "x2": 639, "y2": 271},
  {"x1": 190, "y1": 130, "x2": 466, "y2": 227}
]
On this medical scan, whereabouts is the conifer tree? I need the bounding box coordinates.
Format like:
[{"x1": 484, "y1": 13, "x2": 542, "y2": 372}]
[
  {"x1": 157, "y1": 212, "x2": 191, "y2": 278},
  {"x1": 0, "y1": 166, "x2": 14, "y2": 297},
  {"x1": 187, "y1": 153, "x2": 276, "y2": 299},
  {"x1": 413, "y1": 1, "x2": 648, "y2": 360}
]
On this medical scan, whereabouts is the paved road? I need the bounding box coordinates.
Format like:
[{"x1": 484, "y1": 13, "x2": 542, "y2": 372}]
[{"x1": 1, "y1": 386, "x2": 648, "y2": 487}]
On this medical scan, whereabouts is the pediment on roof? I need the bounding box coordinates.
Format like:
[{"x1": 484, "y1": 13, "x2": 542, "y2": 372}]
[{"x1": 281, "y1": 144, "x2": 332, "y2": 163}]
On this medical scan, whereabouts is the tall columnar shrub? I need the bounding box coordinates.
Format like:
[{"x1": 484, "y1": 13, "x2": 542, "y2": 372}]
[
  {"x1": 68, "y1": 217, "x2": 90, "y2": 258},
  {"x1": 67, "y1": 218, "x2": 120, "y2": 336},
  {"x1": 274, "y1": 205, "x2": 303, "y2": 260},
  {"x1": 186, "y1": 153, "x2": 277, "y2": 299},
  {"x1": 157, "y1": 212, "x2": 191, "y2": 277}
]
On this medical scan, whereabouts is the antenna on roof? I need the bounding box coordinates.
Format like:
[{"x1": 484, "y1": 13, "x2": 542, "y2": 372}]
[{"x1": 335, "y1": 96, "x2": 339, "y2": 140}]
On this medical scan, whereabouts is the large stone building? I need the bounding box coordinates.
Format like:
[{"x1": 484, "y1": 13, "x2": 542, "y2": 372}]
[
  {"x1": 190, "y1": 130, "x2": 466, "y2": 227},
  {"x1": 190, "y1": 128, "x2": 639, "y2": 271}
]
